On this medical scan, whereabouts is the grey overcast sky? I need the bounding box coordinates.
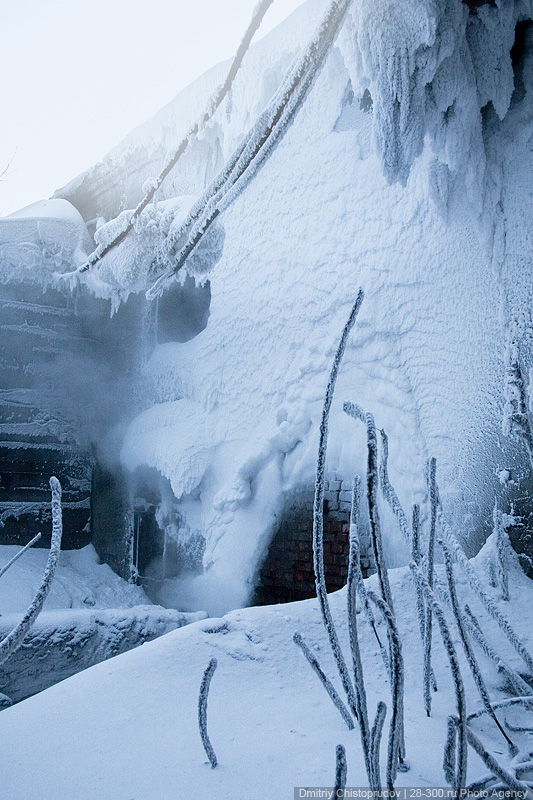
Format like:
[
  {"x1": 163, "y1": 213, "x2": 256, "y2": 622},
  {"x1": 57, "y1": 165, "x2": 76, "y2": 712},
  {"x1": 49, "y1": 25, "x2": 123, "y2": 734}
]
[{"x1": 0, "y1": 1, "x2": 306, "y2": 216}]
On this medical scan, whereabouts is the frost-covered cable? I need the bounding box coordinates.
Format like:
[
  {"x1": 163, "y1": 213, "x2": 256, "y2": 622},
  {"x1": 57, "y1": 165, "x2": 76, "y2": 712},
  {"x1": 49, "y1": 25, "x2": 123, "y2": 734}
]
[
  {"x1": 370, "y1": 701, "x2": 387, "y2": 792},
  {"x1": 440, "y1": 513, "x2": 533, "y2": 675},
  {"x1": 462, "y1": 604, "x2": 532, "y2": 697},
  {"x1": 441, "y1": 540, "x2": 516, "y2": 753},
  {"x1": 293, "y1": 632, "x2": 354, "y2": 730},
  {"x1": 494, "y1": 502, "x2": 510, "y2": 602},
  {"x1": 75, "y1": 0, "x2": 275, "y2": 275},
  {"x1": 0, "y1": 532, "x2": 41, "y2": 580},
  {"x1": 0, "y1": 478, "x2": 62, "y2": 667},
  {"x1": 367, "y1": 590, "x2": 405, "y2": 791},
  {"x1": 198, "y1": 657, "x2": 218, "y2": 769},
  {"x1": 311, "y1": 291, "x2": 364, "y2": 720},
  {"x1": 147, "y1": 0, "x2": 354, "y2": 297},
  {"x1": 410, "y1": 562, "x2": 467, "y2": 789},
  {"x1": 332, "y1": 744, "x2": 347, "y2": 800},
  {"x1": 379, "y1": 429, "x2": 410, "y2": 545},
  {"x1": 347, "y1": 478, "x2": 374, "y2": 785},
  {"x1": 424, "y1": 457, "x2": 438, "y2": 713},
  {"x1": 464, "y1": 724, "x2": 533, "y2": 798}
]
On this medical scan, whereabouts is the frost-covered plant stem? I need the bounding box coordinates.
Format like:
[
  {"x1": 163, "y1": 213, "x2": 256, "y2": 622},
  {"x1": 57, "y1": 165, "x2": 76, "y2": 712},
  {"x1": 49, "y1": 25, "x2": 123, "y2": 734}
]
[
  {"x1": 410, "y1": 563, "x2": 467, "y2": 790},
  {"x1": 464, "y1": 724, "x2": 533, "y2": 797},
  {"x1": 440, "y1": 513, "x2": 533, "y2": 675},
  {"x1": 0, "y1": 478, "x2": 62, "y2": 667},
  {"x1": 462, "y1": 604, "x2": 532, "y2": 697},
  {"x1": 312, "y1": 291, "x2": 364, "y2": 720},
  {"x1": 343, "y1": 403, "x2": 395, "y2": 615},
  {"x1": 441, "y1": 540, "x2": 515, "y2": 753},
  {"x1": 443, "y1": 715, "x2": 457, "y2": 787},
  {"x1": 148, "y1": 0, "x2": 354, "y2": 296},
  {"x1": 379, "y1": 429, "x2": 410, "y2": 545},
  {"x1": 198, "y1": 658, "x2": 218, "y2": 769},
  {"x1": 367, "y1": 590, "x2": 405, "y2": 790},
  {"x1": 77, "y1": 0, "x2": 275, "y2": 275},
  {"x1": 411, "y1": 504, "x2": 436, "y2": 710},
  {"x1": 332, "y1": 744, "x2": 347, "y2": 800},
  {"x1": 347, "y1": 477, "x2": 374, "y2": 785},
  {"x1": 0, "y1": 532, "x2": 41, "y2": 580},
  {"x1": 293, "y1": 632, "x2": 354, "y2": 730},
  {"x1": 370, "y1": 701, "x2": 387, "y2": 791},
  {"x1": 424, "y1": 457, "x2": 438, "y2": 715}
]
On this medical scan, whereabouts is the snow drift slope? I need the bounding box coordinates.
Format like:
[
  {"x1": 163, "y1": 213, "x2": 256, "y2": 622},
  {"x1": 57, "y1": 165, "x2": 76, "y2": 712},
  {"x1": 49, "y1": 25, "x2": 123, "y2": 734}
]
[{"x1": 1, "y1": 551, "x2": 532, "y2": 799}]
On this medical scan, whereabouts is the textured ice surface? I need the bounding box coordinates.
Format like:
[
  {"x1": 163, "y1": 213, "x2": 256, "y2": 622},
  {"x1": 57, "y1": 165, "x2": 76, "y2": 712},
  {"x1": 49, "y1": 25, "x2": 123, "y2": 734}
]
[{"x1": 46, "y1": 0, "x2": 533, "y2": 613}]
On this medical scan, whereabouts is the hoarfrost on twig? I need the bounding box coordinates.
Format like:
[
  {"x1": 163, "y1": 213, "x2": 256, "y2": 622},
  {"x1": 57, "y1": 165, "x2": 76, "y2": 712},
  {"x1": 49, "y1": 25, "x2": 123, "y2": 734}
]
[
  {"x1": 312, "y1": 291, "x2": 364, "y2": 720},
  {"x1": 370, "y1": 701, "x2": 387, "y2": 792},
  {"x1": 441, "y1": 540, "x2": 516, "y2": 753},
  {"x1": 410, "y1": 563, "x2": 467, "y2": 789},
  {"x1": 0, "y1": 477, "x2": 62, "y2": 667},
  {"x1": 367, "y1": 590, "x2": 405, "y2": 790},
  {"x1": 198, "y1": 657, "x2": 218, "y2": 769},
  {"x1": 293, "y1": 632, "x2": 354, "y2": 730},
  {"x1": 465, "y1": 724, "x2": 533, "y2": 797},
  {"x1": 0, "y1": 532, "x2": 41, "y2": 581},
  {"x1": 331, "y1": 744, "x2": 347, "y2": 800}
]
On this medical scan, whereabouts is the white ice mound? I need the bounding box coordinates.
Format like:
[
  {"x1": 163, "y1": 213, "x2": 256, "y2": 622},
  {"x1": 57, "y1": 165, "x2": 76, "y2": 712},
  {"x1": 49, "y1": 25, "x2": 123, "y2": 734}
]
[{"x1": 0, "y1": 199, "x2": 92, "y2": 282}]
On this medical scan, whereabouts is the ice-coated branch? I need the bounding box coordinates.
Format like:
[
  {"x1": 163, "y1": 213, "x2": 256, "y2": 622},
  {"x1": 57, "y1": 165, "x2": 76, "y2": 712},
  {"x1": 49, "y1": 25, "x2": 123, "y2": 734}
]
[
  {"x1": 462, "y1": 605, "x2": 532, "y2": 698},
  {"x1": 367, "y1": 590, "x2": 405, "y2": 790},
  {"x1": 467, "y1": 696, "x2": 533, "y2": 721},
  {"x1": 198, "y1": 657, "x2": 218, "y2": 769},
  {"x1": 424, "y1": 457, "x2": 438, "y2": 714},
  {"x1": 347, "y1": 479, "x2": 373, "y2": 784},
  {"x1": 0, "y1": 532, "x2": 41, "y2": 580},
  {"x1": 76, "y1": 0, "x2": 275, "y2": 275},
  {"x1": 465, "y1": 724, "x2": 533, "y2": 797},
  {"x1": 312, "y1": 291, "x2": 364, "y2": 721},
  {"x1": 147, "y1": 0, "x2": 354, "y2": 296},
  {"x1": 332, "y1": 744, "x2": 347, "y2": 800},
  {"x1": 410, "y1": 562, "x2": 467, "y2": 789},
  {"x1": 441, "y1": 540, "x2": 516, "y2": 753},
  {"x1": 0, "y1": 478, "x2": 62, "y2": 667},
  {"x1": 379, "y1": 428, "x2": 410, "y2": 545},
  {"x1": 440, "y1": 513, "x2": 533, "y2": 675},
  {"x1": 370, "y1": 701, "x2": 387, "y2": 792},
  {"x1": 293, "y1": 632, "x2": 354, "y2": 730}
]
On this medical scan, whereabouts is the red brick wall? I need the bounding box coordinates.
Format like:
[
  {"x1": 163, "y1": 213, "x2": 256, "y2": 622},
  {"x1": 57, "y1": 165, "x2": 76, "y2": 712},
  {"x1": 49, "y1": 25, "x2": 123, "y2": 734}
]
[{"x1": 253, "y1": 478, "x2": 375, "y2": 606}]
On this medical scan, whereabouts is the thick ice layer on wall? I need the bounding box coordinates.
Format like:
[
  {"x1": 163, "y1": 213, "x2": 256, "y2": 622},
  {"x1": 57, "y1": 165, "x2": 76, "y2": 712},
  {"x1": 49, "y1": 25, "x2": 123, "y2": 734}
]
[
  {"x1": 0, "y1": 199, "x2": 92, "y2": 283},
  {"x1": 75, "y1": 0, "x2": 533, "y2": 614}
]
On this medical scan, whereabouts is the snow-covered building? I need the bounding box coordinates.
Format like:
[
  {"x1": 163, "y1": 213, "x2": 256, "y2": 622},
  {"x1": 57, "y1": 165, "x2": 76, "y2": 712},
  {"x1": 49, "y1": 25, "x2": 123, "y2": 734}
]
[{"x1": 2, "y1": 0, "x2": 533, "y2": 616}]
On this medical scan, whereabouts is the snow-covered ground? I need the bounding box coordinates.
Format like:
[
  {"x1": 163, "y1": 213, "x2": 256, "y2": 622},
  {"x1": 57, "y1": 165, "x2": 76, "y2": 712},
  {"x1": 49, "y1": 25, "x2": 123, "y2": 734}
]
[
  {"x1": 0, "y1": 544, "x2": 205, "y2": 702},
  {"x1": 1, "y1": 543, "x2": 532, "y2": 798}
]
